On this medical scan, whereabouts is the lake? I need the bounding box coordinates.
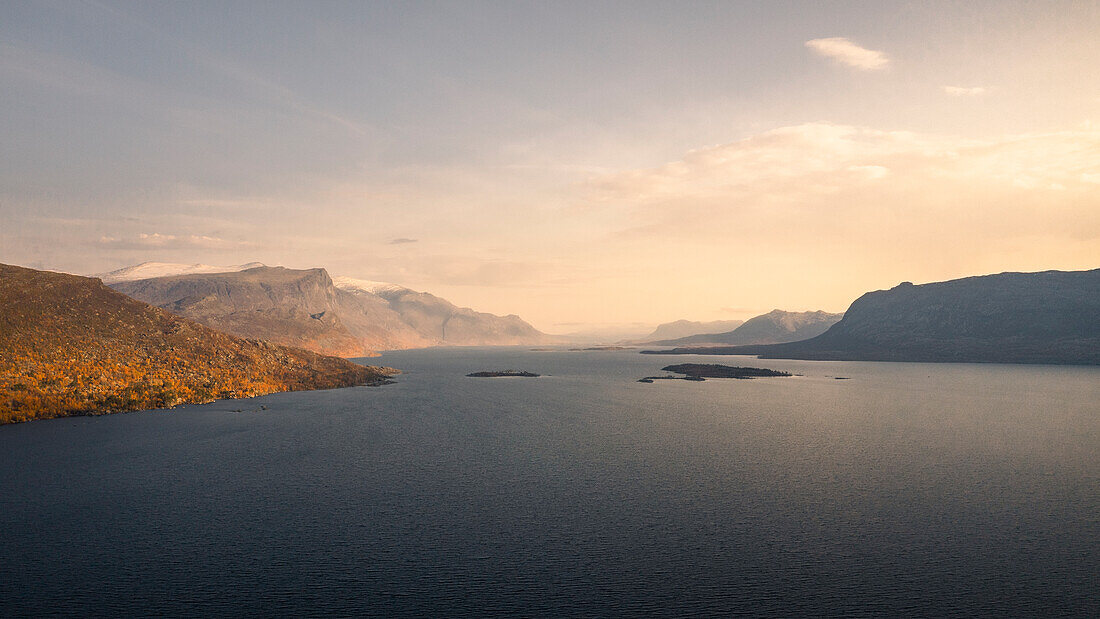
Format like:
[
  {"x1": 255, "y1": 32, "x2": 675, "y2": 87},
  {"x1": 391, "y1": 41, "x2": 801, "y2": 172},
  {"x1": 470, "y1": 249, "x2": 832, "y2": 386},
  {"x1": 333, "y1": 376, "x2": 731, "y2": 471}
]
[{"x1": 1, "y1": 348, "x2": 1097, "y2": 616}]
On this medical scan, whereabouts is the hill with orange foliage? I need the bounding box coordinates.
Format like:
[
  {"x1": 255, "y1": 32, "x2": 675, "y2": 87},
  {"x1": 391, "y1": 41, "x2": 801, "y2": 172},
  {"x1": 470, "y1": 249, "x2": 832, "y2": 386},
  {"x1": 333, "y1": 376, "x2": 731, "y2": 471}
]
[{"x1": 0, "y1": 264, "x2": 397, "y2": 424}]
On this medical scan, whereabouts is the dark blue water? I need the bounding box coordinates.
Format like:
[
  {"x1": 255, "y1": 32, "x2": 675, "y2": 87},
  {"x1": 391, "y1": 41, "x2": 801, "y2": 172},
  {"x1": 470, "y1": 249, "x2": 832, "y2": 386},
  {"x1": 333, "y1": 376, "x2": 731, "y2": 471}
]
[{"x1": 1, "y1": 348, "x2": 1097, "y2": 616}]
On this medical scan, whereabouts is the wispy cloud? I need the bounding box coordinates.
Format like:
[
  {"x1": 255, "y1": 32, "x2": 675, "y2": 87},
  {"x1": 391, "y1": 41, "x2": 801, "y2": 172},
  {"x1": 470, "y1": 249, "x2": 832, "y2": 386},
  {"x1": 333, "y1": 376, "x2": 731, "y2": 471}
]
[
  {"x1": 805, "y1": 37, "x2": 889, "y2": 71},
  {"x1": 96, "y1": 232, "x2": 252, "y2": 250},
  {"x1": 943, "y1": 85, "x2": 987, "y2": 96},
  {"x1": 388, "y1": 237, "x2": 419, "y2": 245},
  {"x1": 177, "y1": 198, "x2": 274, "y2": 210}
]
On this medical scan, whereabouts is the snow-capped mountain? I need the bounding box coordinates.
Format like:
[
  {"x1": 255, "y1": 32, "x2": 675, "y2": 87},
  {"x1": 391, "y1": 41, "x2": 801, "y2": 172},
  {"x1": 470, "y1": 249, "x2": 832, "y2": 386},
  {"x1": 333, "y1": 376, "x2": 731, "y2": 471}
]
[
  {"x1": 97, "y1": 261, "x2": 265, "y2": 283},
  {"x1": 331, "y1": 276, "x2": 411, "y2": 297}
]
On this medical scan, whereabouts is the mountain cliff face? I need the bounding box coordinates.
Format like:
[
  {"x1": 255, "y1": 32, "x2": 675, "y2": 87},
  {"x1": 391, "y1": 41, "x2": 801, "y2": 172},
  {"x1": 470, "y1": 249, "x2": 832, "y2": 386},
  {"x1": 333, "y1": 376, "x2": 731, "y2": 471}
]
[
  {"x1": 640, "y1": 319, "x2": 744, "y2": 342},
  {"x1": 111, "y1": 267, "x2": 552, "y2": 355},
  {"x1": 112, "y1": 267, "x2": 370, "y2": 357},
  {"x1": 652, "y1": 310, "x2": 842, "y2": 346},
  {"x1": 653, "y1": 269, "x2": 1100, "y2": 365},
  {"x1": 0, "y1": 264, "x2": 396, "y2": 424}
]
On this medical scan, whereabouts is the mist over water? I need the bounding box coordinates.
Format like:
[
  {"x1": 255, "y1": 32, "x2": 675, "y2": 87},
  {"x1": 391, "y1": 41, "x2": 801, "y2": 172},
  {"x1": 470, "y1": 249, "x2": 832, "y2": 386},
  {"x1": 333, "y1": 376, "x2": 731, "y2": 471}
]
[{"x1": 1, "y1": 348, "x2": 1097, "y2": 616}]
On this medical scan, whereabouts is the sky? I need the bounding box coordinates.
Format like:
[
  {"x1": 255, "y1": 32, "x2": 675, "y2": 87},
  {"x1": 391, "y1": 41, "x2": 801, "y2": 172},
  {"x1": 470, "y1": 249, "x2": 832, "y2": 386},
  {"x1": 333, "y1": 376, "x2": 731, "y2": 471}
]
[{"x1": 2, "y1": 0, "x2": 1099, "y2": 334}]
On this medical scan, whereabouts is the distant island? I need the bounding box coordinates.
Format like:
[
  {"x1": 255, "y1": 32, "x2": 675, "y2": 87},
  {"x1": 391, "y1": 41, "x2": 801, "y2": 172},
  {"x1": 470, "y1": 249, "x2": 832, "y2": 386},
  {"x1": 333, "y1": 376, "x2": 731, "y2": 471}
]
[
  {"x1": 639, "y1": 364, "x2": 792, "y2": 382},
  {"x1": 643, "y1": 269, "x2": 1100, "y2": 365},
  {"x1": 0, "y1": 264, "x2": 397, "y2": 424},
  {"x1": 467, "y1": 370, "x2": 540, "y2": 378},
  {"x1": 568, "y1": 346, "x2": 635, "y2": 351}
]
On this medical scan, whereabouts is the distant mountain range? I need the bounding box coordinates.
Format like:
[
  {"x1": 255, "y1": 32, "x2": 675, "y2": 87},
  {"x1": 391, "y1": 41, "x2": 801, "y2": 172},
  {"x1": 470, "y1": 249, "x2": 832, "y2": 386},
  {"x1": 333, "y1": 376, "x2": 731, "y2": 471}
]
[
  {"x1": 108, "y1": 263, "x2": 554, "y2": 356},
  {"x1": 333, "y1": 276, "x2": 551, "y2": 348},
  {"x1": 639, "y1": 319, "x2": 745, "y2": 342},
  {"x1": 647, "y1": 269, "x2": 1100, "y2": 365},
  {"x1": 0, "y1": 264, "x2": 395, "y2": 424},
  {"x1": 647, "y1": 310, "x2": 842, "y2": 346}
]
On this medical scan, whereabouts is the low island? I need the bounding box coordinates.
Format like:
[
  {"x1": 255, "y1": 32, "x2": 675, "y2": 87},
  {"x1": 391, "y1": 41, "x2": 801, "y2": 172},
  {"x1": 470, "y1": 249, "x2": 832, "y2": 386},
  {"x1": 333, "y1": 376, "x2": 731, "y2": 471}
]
[
  {"x1": 467, "y1": 370, "x2": 541, "y2": 378},
  {"x1": 639, "y1": 363, "x2": 791, "y2": 383}
]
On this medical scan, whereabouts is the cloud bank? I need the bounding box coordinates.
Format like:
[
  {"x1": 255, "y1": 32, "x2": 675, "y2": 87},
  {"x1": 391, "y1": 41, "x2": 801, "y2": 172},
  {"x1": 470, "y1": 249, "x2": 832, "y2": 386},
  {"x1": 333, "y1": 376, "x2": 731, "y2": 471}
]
[
  {"x1": 943, "y1": 86, "x2": 986, "y2": 96},
  {"x1": 586, "y1": 122, "x2": 1100, "y2": 205},
  {"x1": 805, "y1": 38, "x2": 889, "y2": 70},
  {"x1": 583, "y1": 122, "x2": 1100, "y2": 267}
]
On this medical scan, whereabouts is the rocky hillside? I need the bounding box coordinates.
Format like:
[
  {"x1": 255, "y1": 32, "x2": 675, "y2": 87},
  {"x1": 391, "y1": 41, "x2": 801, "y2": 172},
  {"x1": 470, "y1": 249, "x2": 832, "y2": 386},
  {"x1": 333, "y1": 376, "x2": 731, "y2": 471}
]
[
  {"x1": 111, "y1": 266, "x2": 553, "y2": 356},
  {"x1": 651, "y1": 310, "x2": 842, "y2": 346},
  {"x1": 0, "y1": 264, "x2": 396, "y2": 424},
  {"x1": 649, "y1": 269, "x2": 1100, "y2": 365}
]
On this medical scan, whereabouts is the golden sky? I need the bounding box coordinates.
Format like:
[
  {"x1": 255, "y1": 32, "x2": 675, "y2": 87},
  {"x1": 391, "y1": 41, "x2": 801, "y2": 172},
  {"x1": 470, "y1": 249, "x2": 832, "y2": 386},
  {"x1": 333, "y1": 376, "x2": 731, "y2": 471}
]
[{"x1": 2, "y1": 2, "x2": 1098, "y2": 332}]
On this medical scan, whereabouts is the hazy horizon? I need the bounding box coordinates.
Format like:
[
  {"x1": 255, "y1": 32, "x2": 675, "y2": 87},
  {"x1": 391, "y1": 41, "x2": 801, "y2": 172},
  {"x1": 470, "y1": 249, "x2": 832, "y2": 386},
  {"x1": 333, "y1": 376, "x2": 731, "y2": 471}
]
[{"x1": 3, "y1": 1, "x2": 1099, "y2": 332}]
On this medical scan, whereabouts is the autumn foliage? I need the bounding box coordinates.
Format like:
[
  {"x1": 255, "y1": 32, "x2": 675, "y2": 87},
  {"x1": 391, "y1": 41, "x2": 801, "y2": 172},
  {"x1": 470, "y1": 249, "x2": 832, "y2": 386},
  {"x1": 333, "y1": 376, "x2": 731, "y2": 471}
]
[{"x1": 0, "y1": 264, "x2": 397, "y2": 424}]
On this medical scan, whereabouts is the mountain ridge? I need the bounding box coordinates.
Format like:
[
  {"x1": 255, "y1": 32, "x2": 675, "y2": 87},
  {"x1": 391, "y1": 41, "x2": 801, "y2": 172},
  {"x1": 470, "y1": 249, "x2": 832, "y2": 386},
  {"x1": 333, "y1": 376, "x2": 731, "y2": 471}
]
[{"x1": 111, "y1": 265, "x2": 554, "y2": 355}]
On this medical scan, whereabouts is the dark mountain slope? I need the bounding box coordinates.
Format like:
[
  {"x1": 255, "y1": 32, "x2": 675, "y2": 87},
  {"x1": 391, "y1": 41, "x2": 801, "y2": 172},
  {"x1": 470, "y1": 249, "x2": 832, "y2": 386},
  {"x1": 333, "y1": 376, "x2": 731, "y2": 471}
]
[
  {"x1": 0, "y1": 264, "x2": 396, "y2": 424},
  {"x1": 648, "y1": 269, "x2": 1100, "y2": 365}
]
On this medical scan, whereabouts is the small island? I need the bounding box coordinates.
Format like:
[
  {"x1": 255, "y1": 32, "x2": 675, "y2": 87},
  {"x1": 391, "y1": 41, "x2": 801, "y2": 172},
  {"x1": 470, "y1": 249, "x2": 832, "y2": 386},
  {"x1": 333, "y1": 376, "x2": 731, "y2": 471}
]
[
  {"x1": 639, "y1": 363, "x2": 791, "y2": 383},
  {"x1": 467, "y1": 370, "x2": 541, "y2": 378}
]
